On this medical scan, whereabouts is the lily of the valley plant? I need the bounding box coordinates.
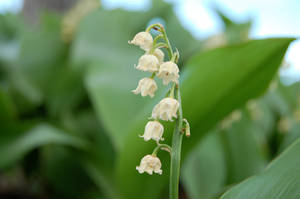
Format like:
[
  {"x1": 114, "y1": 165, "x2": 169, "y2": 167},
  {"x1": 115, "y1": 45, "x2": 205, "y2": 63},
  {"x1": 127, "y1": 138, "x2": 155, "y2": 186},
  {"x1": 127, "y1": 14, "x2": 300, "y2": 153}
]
[{"x1": 129, "y1": 23, "x2": 190, "y2": 199}]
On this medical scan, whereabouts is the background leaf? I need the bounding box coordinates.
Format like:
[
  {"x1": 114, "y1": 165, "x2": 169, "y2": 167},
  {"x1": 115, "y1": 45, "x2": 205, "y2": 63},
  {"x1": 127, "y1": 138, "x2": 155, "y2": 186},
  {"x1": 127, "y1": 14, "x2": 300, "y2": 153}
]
[
  {"x1": 0, "y1": 123, "x2": 87, "y2": 168},
  {"x1": 221, "y1": 138, "x2": 300, "y2": 199},
  {"x1": 220, "y1": 112, "x2": 267, "y2": 183},
  {"x1": 182, "y1": 130, "x2": 226, "y2": 199}
]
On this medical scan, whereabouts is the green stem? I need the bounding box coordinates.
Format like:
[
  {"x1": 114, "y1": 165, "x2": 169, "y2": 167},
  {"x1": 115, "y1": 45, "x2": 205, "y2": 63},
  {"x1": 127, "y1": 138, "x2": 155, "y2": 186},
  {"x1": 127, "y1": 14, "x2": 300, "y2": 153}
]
[
  {"x1": 150, "y1": 72, "x2": 156, "y2": 79},
  {"x1": 169, "y1": 85, "x2": 183, "y2": 199},
  {"x1": 161, "y1": 29, "x2": 173, "y2": 59},
  {"x1": 145, "y1": 23, "x2": 163, "y2": 32},
  {"x1": 146, "y1": 23, "x2": 182, "y2": 199},
  {"x1": 149, "y1": 42, "x2": 168, "y2": 54},
  {"x1": 146, "y1": 23, "x2": 173, "y2": 59},
  {"x1": 169, "y1": 83, "x2": 176, "y2": 98},
  {"x1": 153, "y1": 34, "x2": 164, "y2": 45},
  {"x1": 152, "y1": 143, "x2": 172, "y2": 155}
]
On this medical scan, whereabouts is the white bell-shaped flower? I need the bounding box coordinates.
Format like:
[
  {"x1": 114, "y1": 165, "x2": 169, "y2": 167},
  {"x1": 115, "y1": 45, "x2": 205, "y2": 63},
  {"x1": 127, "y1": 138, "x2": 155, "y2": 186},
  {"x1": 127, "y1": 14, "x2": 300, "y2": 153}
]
[
  {"x1": 157, "y1": 61, "x2": 179, "y2": 85},
  {"x1": 153, "y1": 48, "x2": 164, "y2": 64},
  {"x1": 152, "y1": 97, "x2": 179, "y2": 121},
  {"x1": 136, "y1": 54, "x2": 159, "y2": 72},
  {"x1": 136, "y1": 155, "x2": 162, "y2": 175},
  {"x1": 128, "y1": 31, "x2": 153, "y2": 51},
  {"x1": 140, "y1": 121, "x2": 164, "y2": 141},
  {"x1": 132, "y1": 78, "x2": 157, "y2": 98}
]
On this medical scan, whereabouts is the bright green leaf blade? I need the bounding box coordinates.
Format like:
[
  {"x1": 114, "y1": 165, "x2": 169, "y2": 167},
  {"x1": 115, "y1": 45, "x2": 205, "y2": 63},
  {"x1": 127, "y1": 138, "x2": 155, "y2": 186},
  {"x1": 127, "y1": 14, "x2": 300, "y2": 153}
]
[
  {"x1": 220, "y1": 138, "x2": 300, "y2": 199},
  {"x1": 0, "y1": 123, "x2": 87, "y2": 168},
  {"x1": 181, "y1": 38, "x2": 294, "y2": 154}
]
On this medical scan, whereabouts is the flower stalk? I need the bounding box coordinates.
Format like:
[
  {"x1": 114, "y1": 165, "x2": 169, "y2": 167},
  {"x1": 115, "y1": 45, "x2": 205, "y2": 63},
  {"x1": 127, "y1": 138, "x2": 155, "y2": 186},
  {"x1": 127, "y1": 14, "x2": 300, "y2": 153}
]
[
  {"x1": 169, "y1": 84, "x2": 183, "y2": 199},
  {"x1": 129, "y1": 23, "x2": 189, "y2": 199}
]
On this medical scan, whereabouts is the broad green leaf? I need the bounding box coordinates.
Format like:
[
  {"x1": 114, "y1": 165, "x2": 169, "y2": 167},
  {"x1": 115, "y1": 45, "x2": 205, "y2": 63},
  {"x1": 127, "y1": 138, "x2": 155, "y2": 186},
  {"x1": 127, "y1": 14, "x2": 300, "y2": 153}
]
[
  {"x1": 45, "y1": 66, "x2": 85, "y2": 117},
  {"x1": 0, "y1": 123, "x2": 87, "y2": 168},
  {"x1": 43, "y1": 110, "x2": 118, "y2": 199},
  {"x1": 116, "y1": 38, "x2": 293, "y2": 199},
  {"x1": 40, "y1": 146, "x2": 93, "y2": 199},
  {"x1": 15, "y1": 14, "x2": 67, "y2": 105},
  {"x1": 220, "y1": 113, "x2": 267, "y2": 184},
  {"x1": 9, "y1": 13, "x2": 86, "y2": 116},
  {"x1": 60, "y1": 109, "x2": 116, "y2": 172},
  {"x1": 181, "y1": 38, "x2": 294, "y2": 154},
  {"x1": 0, "y1": 86, "x2": 16, "y2": 121},
  {"x1": 182, "y1": 130, "x2": 226, "y2": 199},
  {"x1": 220, "y1": 138, "x2": 300, "y2": 199}
]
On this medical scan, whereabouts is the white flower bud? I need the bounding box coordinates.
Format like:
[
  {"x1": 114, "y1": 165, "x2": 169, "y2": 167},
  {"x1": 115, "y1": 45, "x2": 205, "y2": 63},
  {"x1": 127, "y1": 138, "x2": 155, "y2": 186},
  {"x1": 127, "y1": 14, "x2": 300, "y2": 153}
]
[
  {"x1": 182, "y1": 118, "x2": 190, "y2": 137},
  {"x1": 128, "y1": 31, "x2": 153, "y2": 51},
  {"x1": 140, "y1": 121, "x2": 164, "y2": 141},
  {"x1": 157, "y1": 61, "x2": 179, "y2": 85},
  {"x1": 153, "y1": 48, "x2": 164, "y2": 64},
  {"x1": 152, "y1": 97, "x2": 179, "y2": 121},
  {"x1": 136, "y1": 54, "x2": 159, "y2": 72},
  {"x1": 136, "y1": 155, "x2": 162, "y2": 175},
  {"x1": 132, "y1": 78, "x2": 157, "y2": 98}
]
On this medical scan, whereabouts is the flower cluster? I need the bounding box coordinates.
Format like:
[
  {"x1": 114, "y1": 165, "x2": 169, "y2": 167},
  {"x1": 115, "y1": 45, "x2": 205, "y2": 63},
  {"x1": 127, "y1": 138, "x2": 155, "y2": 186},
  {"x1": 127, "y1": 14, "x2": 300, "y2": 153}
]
[
  {"x1": 129, "y1": 31, "x2": 180, "y2": 99},
  {"x1": 129, "y1": 24, "x2": 182, "y2": 175}
]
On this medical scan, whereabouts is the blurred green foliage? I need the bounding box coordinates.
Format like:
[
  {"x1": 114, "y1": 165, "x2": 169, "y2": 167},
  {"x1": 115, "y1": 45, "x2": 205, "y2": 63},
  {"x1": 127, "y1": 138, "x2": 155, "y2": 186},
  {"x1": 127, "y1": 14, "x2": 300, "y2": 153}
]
[{"x1": 0, "y1": 0, "x2": 299, "y2": 199}]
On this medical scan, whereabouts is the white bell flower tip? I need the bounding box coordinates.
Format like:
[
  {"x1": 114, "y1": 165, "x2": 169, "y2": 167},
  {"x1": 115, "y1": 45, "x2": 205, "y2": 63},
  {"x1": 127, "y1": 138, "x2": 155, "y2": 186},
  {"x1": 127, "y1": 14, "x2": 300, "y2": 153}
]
[
  {"x1": 140, "y1": 121, "x2": 164, "y2": 142},
  {"x1": 157, "y1": 61, "x2": 180, "y2": 85},
  {"x1": 129, "y1": 31, "x2": 153, "y2": 51},
  {"x1": 159, "y1": 73, "x2": 179, "y2": 85},
  {"x1": 159, "y1": 61, "x2": 179, "y2": 72},
  {"x1": 136, "y1": 155, "x2": 162, "y2": 175},
  {"x1": 132, "y1": 78, "x2": 157, "y2": 98},
  {"x1": 156, "y1": 169, "x2": 162, "y2": 175},
  {"x1": 136, "y1": 54, "x2": 159, "y2": 72},
  {"x1": 140, "y1": 134, "x2": 163, "y2": 142},
  {"x1": 151, "y1": 98, "x2": 180, "y2": 121},
  {"x1": 139, "y1": 134, "x2": 152, "y2": 141},
  {"x1": 131, "y1": 89, "x2": 155, "y2": 98},
  {"x1": 136, "y1": 166, "x2": 149, "y2": 174}
]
